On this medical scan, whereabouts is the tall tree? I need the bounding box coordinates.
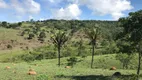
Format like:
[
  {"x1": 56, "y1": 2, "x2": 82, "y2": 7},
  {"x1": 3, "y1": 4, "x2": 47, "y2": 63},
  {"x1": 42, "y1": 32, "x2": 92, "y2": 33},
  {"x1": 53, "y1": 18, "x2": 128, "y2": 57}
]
[
  {"x1": 2, "y1": 21, "x2": 8, "y2": 28},
  {"x1": 18, "y1": 22, "x2": 22, "y2": 27},
  {"x1": 119, "y1": 10, "x2": 142, "y2": 75},
  {"x1": 51, "y1": 30, "x2": 70, "y2": 66},
  {"x1": 84, "y1": 27, "x2": 100, "y2": 68}
]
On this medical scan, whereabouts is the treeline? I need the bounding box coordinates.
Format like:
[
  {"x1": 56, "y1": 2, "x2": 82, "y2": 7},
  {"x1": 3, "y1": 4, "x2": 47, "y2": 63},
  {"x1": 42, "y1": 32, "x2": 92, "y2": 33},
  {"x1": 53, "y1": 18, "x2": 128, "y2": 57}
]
[
  {"x1": 0, "y1": 20, "x2": 118, "y2": 30},
  {"x1": 0, "y1": 20, "x2": 121, "y2": 40},
  {"x1": 0, "y1": 21, "x2": 22, "y2": 29}
]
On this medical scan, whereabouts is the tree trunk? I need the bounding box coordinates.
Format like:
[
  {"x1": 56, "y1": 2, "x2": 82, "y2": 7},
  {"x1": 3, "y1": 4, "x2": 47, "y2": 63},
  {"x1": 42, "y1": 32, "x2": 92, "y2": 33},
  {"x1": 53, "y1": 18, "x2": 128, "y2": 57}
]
[
  {"x1": 137, "y1": 52, "x2": 141, "y2": 75},
  {"x1": 91, "y1": 44, "x2": 95, "y2": 68},
  {"x1": 58, "y1": 46, "x2": 61, "y2": 67}
]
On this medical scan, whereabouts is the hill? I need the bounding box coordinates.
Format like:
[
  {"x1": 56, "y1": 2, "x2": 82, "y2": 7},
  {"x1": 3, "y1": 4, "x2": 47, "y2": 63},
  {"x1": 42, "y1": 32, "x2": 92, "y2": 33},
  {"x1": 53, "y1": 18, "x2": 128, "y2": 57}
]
[{"x1": 0, "y1": 20, "x2": 122, "y2": 62}]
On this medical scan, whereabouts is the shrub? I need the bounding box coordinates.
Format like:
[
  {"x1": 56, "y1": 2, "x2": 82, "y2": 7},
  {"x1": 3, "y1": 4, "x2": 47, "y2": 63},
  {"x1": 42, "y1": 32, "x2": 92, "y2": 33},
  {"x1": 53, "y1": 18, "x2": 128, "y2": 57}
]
[
  {"x1": 38, "y1": 38, "x2": 45, "y2": 43},
  {"x1": 39, "y1": 31, "x2": 46, "y2": 39},
  {"x1": 44, "y1": 51, "x2": 57, "y2": 59},
  {"x1": 20, "y1": 31, "x2": 25, "y2": 36},
  {"x1": 101, "y1": 41, "x2": 119, "y2": 54},
  {"x1": 6, "y1": 57, "x2": 19, "y2": 62},
  {"x1": 35, "y1": 54, "x2": 44, "y2": 60},
  {"x1": 62, "y1": 47, "x2": 72, "y2": 57},
  {"x1": 24, "y1": 28, "x2": 31, "y2": 34},
  {"x1": 7, "y1": 44, "x2": 12, "y2": 49},
  {"x1": 20, "y1": 53, "x2": 36, "y2": 62},
  {"x1": 28, "y1": 33, "x2": 35, "y2": 39},
  {"x1": 67, "y1": 57, "x2": 78, "y2": 67},
  {"x1": 38, "y1": 31, "x2": 46, "y2": 42},
  {"x1": 30, "y1": 46, "x2": 57, "y2": 60},
  {"x1": 116, "y1": 53, "x2": 133, "y2": 69}
]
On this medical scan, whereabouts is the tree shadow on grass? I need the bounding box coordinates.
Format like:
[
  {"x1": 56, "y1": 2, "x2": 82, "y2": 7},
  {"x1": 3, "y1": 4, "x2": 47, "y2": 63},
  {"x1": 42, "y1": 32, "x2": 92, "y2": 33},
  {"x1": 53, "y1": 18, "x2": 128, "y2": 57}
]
[
  {"x1": 56, "y1": 75, "x2": 111, "y2": 80},
  {"x1": 55, "y1": 74, "x2": 140, "y2": 80},
  {"x1": 71, "y1": 75, "x2": 111, "y2": 80}
]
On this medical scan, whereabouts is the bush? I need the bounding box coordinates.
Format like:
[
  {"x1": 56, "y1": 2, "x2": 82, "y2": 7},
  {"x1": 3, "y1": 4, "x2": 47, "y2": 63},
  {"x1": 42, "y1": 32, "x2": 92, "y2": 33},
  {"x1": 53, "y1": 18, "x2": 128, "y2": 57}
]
[
  {"x1": 28, "y1": 33, "x2": 35, "y2": 39},
  {"x1": 20, "y1": 53, "x2": 36, "y2": 62},
  {"x1": 38, "y1": 31, "x2": 46, "y2": 42},
  {"x1": 24, "y1": 28, "x2": 31, "y2": 34},
  {"x1": 30, "y1": 46, "x2": 57, "y2": 60},
  {"x1": 20, "y1": 31, "x2": 25, "y2": 36},
  {"x1": 39, "y1": 31, "x2": 46, "y2": 38},
  {"x1": 67, "y1": 57, "x2": 78, "y2": 67},
  {"x1": 10, "y1": 51, "x2": 46, "y2": 62},
  {"x1": 117, "y1": 40, "x2": 134, "y2": 53},
  {"x1": 62, "y1": 47, "x2": 72, "y2": 57},
  {"x1": 38, "y1": 38, "x2": 45, "y2": 42},
  {"x1": 116, "y1": 53, "x2": 133, "y2": 69},
  {"x1": 44, "y1": 51, "x2": 57, "y2": 59},
  {"x1": 7, "y1": 44, "x2": 12, "y2": 49},
  {"x1": 102, "y1": 41, "x2": 119, "y2": 54}
]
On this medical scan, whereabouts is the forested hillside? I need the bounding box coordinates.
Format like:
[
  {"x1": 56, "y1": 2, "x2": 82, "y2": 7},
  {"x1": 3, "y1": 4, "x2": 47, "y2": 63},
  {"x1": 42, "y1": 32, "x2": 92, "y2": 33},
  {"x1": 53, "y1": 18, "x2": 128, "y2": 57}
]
[{"x1": 0, "y1": 20, "x2": 122, "y2": 61}]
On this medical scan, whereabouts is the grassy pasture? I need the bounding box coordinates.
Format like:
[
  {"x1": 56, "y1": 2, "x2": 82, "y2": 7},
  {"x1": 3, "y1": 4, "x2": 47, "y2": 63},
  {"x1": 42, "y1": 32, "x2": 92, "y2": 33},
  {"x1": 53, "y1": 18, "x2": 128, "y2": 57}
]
[{"x1": 0, "y1": 54, "x2": 141, "y2": 80}]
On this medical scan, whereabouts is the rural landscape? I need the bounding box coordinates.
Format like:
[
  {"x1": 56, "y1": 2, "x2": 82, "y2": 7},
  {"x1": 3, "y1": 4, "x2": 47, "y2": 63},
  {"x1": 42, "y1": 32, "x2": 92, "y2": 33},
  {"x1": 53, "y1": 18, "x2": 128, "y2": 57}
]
[{"x1": 0, "y1": 0, "x2": 142, "y2": 80}]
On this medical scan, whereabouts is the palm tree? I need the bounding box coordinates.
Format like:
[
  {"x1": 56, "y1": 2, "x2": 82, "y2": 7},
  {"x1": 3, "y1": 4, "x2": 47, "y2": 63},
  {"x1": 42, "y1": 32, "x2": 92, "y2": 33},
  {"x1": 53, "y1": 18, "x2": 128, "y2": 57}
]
[
  {"x1": 84, "y1": 27, "x2": 100, "y2": 68},
  {"x1": 51, "y1": 30, "x2": 70, "y2": 66}
]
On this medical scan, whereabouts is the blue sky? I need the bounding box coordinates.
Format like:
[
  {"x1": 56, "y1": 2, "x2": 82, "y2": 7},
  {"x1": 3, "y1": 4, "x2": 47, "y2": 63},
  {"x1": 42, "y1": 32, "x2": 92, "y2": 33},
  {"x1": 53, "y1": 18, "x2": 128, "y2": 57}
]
[{"x1": 0, "y1": 0, "x2": 141, "y2": 22}]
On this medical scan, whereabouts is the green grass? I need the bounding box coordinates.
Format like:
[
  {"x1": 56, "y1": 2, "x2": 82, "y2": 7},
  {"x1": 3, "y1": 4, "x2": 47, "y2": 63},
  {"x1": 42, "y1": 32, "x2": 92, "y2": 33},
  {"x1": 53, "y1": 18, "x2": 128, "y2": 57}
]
[
  {"x1": 0, "y1": 28, "x2": 23, "y2": 41},
  {"x1": 0, "y1": 54, "x2": 141, "y2": 80},
  {"x1": 0, "y1": 49, "x2": 27, "y2": 62}
]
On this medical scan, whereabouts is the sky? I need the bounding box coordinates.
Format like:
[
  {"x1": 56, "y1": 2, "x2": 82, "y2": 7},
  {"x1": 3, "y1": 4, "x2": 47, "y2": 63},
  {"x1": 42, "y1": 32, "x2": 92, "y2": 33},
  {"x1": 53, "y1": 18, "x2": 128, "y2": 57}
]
[{"x1": 0, "y1": 0, "x2": 141, "y2": 22}]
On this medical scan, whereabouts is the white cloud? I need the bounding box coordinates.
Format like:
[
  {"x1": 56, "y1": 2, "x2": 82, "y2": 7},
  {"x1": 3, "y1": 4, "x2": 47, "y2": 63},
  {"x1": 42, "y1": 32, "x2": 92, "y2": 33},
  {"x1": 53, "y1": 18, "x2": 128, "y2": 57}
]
[
  {"x1": 15, "y1": 15, "x2": 22, "y2": 19},
  {"x1": 74, "y1": 0, "x2": 133, "y2": 20},
  {"x1": 11, "y1": 0, "x2": 40, "y2": 14},
  {"x1": 0, "y1": 0, "x2": 8, "y2": 8},
  {"x1": 40, "y1": 18, "x2": 46, "y2": 21},
  {"x1": 52, "y1": 4, "x2": 82, "y2": 20},
  {"x1": 11, "y1": 0, "x2": 25, "y2": 14},
  {"x1": 24, "y1": 0, "x2": 40, "y2": 14},
  {"x1": 29, "y1": 15, "x2": 33, "y2": 20}
]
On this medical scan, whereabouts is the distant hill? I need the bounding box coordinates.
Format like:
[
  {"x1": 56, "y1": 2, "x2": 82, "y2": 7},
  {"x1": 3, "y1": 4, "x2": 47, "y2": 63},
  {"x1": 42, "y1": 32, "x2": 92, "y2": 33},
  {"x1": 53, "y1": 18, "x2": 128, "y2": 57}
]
[{"x1": 0, "y1": 20, "x2": 121, "y2": 51}]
